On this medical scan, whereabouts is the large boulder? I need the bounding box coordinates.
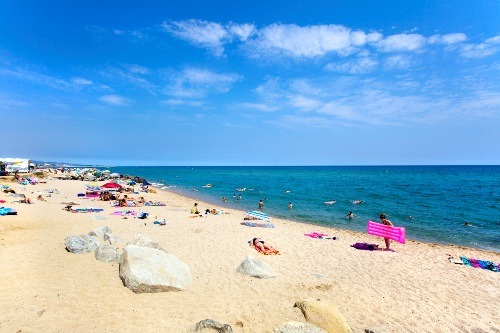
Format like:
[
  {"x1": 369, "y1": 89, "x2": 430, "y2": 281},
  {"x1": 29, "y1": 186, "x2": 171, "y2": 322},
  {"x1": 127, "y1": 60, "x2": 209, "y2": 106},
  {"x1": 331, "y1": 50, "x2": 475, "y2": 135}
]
[
  {"x1": 88, "y1": 226, "x2": 111, "y2": 239},
  {"x1": 119, "y1": 244, "x2": 192, "y2": 293},
  {"x1": 294, "y1": 299, "x2": 353, "y2": 333},
  {"x1": 274, "y1": 321, "x2": 327, "y2": 333},
  {"x1": 65, "y1": 235, "x2": 100, "y2": 254},
  {"x1": 104, "y1": 233, "x2": 122, "y2": 245},
  {"x1": 236, "y1": 255, "x2": 277, "y2": 279},
  {"x1": 126, "y1": 233, "x2": 166, "y2": 252},
  {"x1": 95, "y1": 244, "x2": 121, "y2": 263}
]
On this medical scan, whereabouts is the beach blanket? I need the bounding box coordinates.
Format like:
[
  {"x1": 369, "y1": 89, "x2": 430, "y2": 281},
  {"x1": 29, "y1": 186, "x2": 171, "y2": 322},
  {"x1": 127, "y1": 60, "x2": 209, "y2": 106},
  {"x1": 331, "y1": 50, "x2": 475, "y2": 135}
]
[
  {"x1": 460, "y1": 256, "x2": 499, "y2": 272},
  {"x1": 72, "y1": 207, "x2": 104, "y2": 213},
  {"x1": 241, "y1": 221, "x2": 275, "y2": 228},
  {"x1": 111, "y1": 210, "x2": 137, "y2": 216},
  {"x1": 351, "y1": 242, "x2": 380, "y2": 251}
]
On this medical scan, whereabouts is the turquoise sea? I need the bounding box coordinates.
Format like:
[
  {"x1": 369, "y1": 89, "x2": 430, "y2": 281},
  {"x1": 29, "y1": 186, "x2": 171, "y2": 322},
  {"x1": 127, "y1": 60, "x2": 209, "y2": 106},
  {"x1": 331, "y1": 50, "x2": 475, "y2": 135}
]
[{"x1": 108, "y1": 166, "x2": 500, "y2": 252}]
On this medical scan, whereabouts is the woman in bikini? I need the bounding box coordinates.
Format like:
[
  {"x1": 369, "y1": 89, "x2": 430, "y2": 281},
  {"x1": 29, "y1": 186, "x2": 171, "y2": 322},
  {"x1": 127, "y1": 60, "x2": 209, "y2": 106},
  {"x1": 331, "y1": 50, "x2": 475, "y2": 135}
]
[
  {"x1": 250, "y1": 237, "x2": 279, "y2": 255},
  {"x1": 380, "y1": 213, "x2": 394, "y2": 250}
]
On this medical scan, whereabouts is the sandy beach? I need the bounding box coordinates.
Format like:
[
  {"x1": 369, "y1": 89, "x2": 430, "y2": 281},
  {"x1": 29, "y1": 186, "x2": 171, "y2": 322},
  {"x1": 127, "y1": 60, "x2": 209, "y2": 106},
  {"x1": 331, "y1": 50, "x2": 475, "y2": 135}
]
[{"x1": 0, "y1": 176, "x2": 499, "y2": 333}]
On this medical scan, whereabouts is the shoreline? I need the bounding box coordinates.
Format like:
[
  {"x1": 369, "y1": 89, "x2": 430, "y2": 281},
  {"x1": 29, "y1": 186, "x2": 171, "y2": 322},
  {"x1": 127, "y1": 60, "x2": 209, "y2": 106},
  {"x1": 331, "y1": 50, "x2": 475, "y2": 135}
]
[
  {"x1": 160, "y1": 185, "x2": 500, "y2": 255},
  {"x1": 1, "y1": 176, "x2": 499, "y2": 332}
]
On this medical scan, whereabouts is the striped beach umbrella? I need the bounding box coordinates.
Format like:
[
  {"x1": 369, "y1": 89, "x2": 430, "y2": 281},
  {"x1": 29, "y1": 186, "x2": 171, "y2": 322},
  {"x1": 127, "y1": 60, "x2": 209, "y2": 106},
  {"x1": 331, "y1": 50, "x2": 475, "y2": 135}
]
[{"x1": 245, "y1": 210, "x2": 270, "y2": 222}]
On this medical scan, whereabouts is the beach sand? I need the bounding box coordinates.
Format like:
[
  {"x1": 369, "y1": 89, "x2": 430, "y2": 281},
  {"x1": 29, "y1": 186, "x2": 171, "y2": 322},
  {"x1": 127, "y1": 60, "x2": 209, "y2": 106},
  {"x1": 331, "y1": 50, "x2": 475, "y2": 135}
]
[{"x1": 0, "y1": 177, "x2": 499, "y2": 333}]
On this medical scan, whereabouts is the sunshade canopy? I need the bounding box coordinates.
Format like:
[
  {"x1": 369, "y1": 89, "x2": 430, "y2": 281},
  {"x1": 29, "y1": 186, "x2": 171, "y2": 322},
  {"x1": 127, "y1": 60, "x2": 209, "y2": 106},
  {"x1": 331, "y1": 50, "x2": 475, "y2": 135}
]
[
  {"x1": 245, "y1": 211, "x2": 270, "y2": 222},
  {"x1": 101, "y1": 182, "x2": 122, "y2": 189}
]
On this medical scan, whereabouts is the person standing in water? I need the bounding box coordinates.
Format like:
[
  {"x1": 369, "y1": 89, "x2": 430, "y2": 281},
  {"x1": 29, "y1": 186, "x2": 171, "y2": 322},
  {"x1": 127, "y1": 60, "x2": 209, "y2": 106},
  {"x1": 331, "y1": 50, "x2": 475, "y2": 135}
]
[
  {"x1": 346, "y1": 211, "x2": 355, "y2": 219},
  {"x1": 259, "y1": 200, "x2": 264, "y2": 210},
  {"x1": 380, "y1": 213, "x2": 393, "y2": 250},
  {"x1": 288, "y1": 202, "x2": 293, "y2": 211}
]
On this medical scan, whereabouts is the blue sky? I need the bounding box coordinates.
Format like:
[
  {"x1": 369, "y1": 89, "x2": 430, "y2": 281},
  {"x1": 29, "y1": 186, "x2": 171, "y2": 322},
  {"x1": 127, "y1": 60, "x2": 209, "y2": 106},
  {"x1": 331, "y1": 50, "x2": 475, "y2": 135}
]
[{"x1": 1, "y1": 0, "x2": 499, "y2": 166}]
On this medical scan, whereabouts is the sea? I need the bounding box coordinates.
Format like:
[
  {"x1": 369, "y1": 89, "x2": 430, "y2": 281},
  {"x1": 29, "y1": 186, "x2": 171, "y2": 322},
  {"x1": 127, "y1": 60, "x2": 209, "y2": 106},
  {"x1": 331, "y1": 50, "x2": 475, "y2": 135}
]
[{"x1": 108, "y1": 165, "x2": 500, "y2": 253}]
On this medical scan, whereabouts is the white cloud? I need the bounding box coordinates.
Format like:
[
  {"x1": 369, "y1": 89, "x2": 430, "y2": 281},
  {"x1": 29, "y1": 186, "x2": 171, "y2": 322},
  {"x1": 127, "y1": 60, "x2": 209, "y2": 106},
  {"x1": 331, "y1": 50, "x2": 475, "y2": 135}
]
[
  {"x1": 161, "y1": 99, "x2": 203, "y2": 107},
  {"x1": 165, "y1": 67, "x2": 241, "y2": 99},
  {"x1": 288, "y1": 95, "x2": 322, "y2": 111},
  {"x1": 377, "y1": 33, "x2": 426, "y2": 52},
  {"x1": 161, "y1": 19, "x2": 500, "y2": 64},
  {"x1": 128, "y1": 65, "x2": 149, "y2": 74},
  {"x1": 228, "y1": 23, "x2": 256, "y2": 41},
  {"x1": 0, "y1": 67, "x2": 73, "y2": 89},
  {"x1": 0, "y1": 95, "x2": 29, "y2": 108},
  {"x1": 239, "y1": 102, "x2": 278, "y2": 112},
  {"x1": 428, "y1": 33, "x2": 467, "y2": 45},
  {"x1": 99, "y1": 94, "x2": 132, "y2": 106},
  {"x1": 485, "y1": 36, "x2": 500, "y2": 44},
  {"x1": 100, "y1": 65, "x2": 156, "y2": 94},
  {"x1": 325, "y1": 57, "x2": 379, "y2": 74},
  {"x1": 351, "y1": 31, "x2": 382, "y2": 46},
  {"x1": 163, "y1": 19, "x2": 230, "y2": 56},
  {"x1": 459, "y1": 35, "x2": 500, "y2": 58},
  {"x1": 254, "y1": 24, "x2": 358, "y2": 58},
  {"x1": 72, "y1": 77, "x2": 93, "y2": 85},
  {"x1": 269, "y1": 114, "x2": 335, "y2": 129},
  {"x1": 383, "y1": 55, "x2": 412, "y2": 70}
]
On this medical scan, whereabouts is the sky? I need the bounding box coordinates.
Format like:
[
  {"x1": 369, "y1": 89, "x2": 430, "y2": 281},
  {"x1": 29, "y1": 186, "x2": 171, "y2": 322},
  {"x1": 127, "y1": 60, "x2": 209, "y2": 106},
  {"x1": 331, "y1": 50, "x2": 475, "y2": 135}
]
[{"x1": 0, "y1": 0, "x2": 499, "y2": 166}]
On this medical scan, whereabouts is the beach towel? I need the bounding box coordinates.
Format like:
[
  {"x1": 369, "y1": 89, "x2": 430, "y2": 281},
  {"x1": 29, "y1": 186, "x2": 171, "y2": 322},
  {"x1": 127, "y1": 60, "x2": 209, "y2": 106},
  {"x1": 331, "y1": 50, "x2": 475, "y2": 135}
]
[
  {"x1": 351, "y1": 242, "x2": 380, "y2": 251},
  {"x1": 304, "y1": 232, "x2": 337, "y2": 239},
  {"x1": 241, "y1": 221, "x2": 275, "y2": 228},
  {"x1": 0, "y1": 207, "x2": 17, "y2": 216},
  {"x1": 144, "y1": 201, "x2": 166, "y2": 206},
  {"x1": 460, "y1": 256, "x2": 499, "y2": 272}
]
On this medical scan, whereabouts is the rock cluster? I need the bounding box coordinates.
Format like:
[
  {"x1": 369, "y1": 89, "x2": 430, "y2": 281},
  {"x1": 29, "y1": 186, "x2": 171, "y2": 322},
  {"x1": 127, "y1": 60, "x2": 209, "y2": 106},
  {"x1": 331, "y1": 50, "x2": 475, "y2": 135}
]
[
  {"x1": 66, "y1": 231, "x2": 358, "y2": 332},
  {"x1": 65, "y1": 229, "x2": 192, "y2": 294}
]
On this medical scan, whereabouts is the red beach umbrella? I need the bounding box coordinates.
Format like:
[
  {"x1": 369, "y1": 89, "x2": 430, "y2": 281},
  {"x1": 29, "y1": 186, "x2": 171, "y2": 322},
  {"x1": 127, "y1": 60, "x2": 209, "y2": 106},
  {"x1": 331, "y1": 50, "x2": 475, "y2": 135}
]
[{"x1": 101, "y1": 182, "x2": 122, "y2": 189}]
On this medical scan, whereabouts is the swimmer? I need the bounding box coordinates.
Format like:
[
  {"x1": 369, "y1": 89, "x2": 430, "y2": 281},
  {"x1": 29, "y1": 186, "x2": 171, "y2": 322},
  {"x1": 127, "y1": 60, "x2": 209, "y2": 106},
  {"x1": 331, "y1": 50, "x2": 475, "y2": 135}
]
[{"x1": 345, "y1": 211, "x2": 355, "y2": 219}]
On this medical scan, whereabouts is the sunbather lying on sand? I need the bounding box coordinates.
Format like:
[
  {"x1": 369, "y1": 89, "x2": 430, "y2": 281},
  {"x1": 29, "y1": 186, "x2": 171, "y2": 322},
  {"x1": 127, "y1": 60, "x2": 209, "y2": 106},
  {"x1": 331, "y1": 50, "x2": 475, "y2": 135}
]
[
  {"x1": 16, "y1": 195, "x2": 33, "y2": 204},
  {"x1": 249, "y1": 237, "x2": 280, "y2": 255}
]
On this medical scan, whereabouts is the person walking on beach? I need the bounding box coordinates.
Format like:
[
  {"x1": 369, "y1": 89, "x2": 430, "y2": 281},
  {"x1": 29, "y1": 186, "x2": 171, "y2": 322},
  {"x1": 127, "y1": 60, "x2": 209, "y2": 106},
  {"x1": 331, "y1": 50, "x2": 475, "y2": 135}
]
[
  {"x1": 380, "y1": 213, "x2": 393, "y2": 250},
  {"x1": 259, "y1": 200, "x2": 264, "y2": 210}
]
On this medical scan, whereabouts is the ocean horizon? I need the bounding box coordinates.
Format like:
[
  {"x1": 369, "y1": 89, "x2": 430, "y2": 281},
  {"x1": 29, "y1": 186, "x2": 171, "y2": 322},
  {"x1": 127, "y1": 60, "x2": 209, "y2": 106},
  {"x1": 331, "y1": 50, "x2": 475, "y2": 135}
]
[{"x1": 107, "y1": 165, "x2": 500, "y2": 253}]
